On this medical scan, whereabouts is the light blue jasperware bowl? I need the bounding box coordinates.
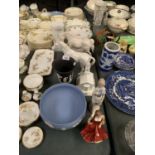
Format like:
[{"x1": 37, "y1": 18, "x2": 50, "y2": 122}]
[{"x1": 40, "y1": 83, "x2": 87, "y2": 130}]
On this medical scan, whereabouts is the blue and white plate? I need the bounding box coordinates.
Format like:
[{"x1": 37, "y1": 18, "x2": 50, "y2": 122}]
[
  {"x1": 114, "y1": 54, "x2": 135, "y2": 70},
  {"x1": 40, "y1": 83, "x2": 87, "y2": 130},
  {"x1": 106, "y1": 71, "x2": 135, "y2": 115}
]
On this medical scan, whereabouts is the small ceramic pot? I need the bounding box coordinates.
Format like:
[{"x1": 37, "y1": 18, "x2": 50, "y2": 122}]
[
  {"x1": 99, "y1": 41, "x2": 120, "y2": 71},
  {"x1": 21, "y1": 90, "x2": 32, "y2": 102},
  {"x1": 64, "y1": 7, "x2": 84, "y2": 20},
  {"x1": 29, "y1": 3, "x2": 39, "y2": 17},
  {"x1": 115, "y1": 4, "x2": 129, "y2": 12},
  {"x1": 105, "y1": 1, "x2": 116, "y2": 10},
  {"x1": 107, "y1": 18, "x2": 128, "y2": 33},
  {"x1": 40, "y1": 8, "x2": 50, "y2": 20}
]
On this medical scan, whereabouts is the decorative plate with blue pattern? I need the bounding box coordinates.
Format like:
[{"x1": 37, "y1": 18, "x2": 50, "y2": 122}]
[
  {"x1": 106, "y1": 71, "x2": 135, "y2": 115},
  {"x1": 114, "y1": 54, "x2": 135, "y2": 70}
]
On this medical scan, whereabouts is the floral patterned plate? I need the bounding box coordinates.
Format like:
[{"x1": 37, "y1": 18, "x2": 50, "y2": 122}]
[{"x1": 106, "y1": 71, "x2": 135, "y2": 115}]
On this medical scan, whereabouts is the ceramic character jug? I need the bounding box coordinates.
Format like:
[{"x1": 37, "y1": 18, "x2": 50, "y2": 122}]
[{"x1": 99, "y1": 41, "x2": 120, "y2": 71}]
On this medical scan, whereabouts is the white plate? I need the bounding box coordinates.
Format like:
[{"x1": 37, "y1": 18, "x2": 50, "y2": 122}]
[
  {"x1": 28, "y1": 49, "x2": 54, "y2": 76},
  {"x1": 23, "y1": 74, "x2": 43, "y2": 91},
  {"x1": 19, "y1": 101, "x2": 40, "y2": 127},
  {"x1": 22, "y1": 126, "x2": 43, "y2": 149}
]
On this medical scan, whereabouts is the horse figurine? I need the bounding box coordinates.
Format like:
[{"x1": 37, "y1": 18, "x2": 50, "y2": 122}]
[{"x1": 52, "y1": 41, "x2": 96, "y2": 72}]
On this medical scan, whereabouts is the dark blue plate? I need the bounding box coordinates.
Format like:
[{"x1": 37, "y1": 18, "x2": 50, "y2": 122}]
[
  {"x1": 40, "y1": 83, "x2": 87, "y2": 130},
  {"x1": 114, "y1": 54, "x2": 135, "y2": 70},
  {"x1": 106, "y1": 71, "x2": 135, "y2": 115}
]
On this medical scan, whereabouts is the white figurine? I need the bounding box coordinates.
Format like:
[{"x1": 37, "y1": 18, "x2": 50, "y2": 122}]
[
  {"x1": 66, "y1": 34, "x2": 95, "y2": 55},
  {"x1": 88, "y1": 78, "x2": 106, "y2": 122},
  {"x1": 52, "y1": 41, "x2": 96, "y2": 72}
]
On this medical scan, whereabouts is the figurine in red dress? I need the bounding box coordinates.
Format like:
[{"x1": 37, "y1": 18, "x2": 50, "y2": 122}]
[{"x1": 80, "y1": 110, "x2": 108, "y2": 143}]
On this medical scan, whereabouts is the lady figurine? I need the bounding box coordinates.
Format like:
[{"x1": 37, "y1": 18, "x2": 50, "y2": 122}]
[
  {"x1": 89, "y1": 78, "x2": 106, "y2": 121},
  {"x1": 80, "y1": 110, "x2": 108, "y2": 143}
]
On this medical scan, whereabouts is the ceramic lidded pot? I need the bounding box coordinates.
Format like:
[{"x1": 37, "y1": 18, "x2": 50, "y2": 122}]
[
  {"x1": 108, "y1": 8, "x2": 130, "y2": 19},
  {"x1": 107, "y1": 18, "x2": 128, "y2": 33},
  {"x1": 99, "y1": 41, "x2": 120, "y2": 71},
  {"x1": 128, "y1": 17, "x2": 135, "y2": 35},
  {"x1": 19, "y1": 4, "x2": 29, "y2": 20},
  {"x1": 64, "y1": 7, "x2": 84, "y2": 20}
]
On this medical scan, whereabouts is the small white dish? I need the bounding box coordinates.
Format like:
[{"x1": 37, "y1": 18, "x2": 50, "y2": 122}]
[
  {"x1": 19, "y1": 101, "x2": 40, "y2": 127},
  {"x1": 22, "y1": 126, "x2": 43, "y2": 149},
  {"x1": 23, "y1": 74, "x2": 43, "y2": 92}
]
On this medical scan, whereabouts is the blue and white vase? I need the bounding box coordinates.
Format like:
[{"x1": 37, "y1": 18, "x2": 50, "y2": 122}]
[{"x1": 99, "y1": 41, "x2": 120, "y2": 71}]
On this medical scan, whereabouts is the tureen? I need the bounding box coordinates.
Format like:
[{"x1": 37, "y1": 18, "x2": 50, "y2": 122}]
[
  {"x1": 115, "y1": 4, "x2": 129, "y2": 11},
  {"x1": 128, "y1": 17, "x2": 135, "y2": 34},
  {"x1": 27, "y1": 29, "x2": 53, "y2": 50},
  {"x1": 107, "y1": 18, "x2": 128, "y2": 33},
  {"x1": 22, "y1": 126, "x2": 43, "y2": 149},
  {"x1": 23, "y1": 74, "x2": 43, "y2": 92},
  {"x1": 19, "y1": 101, "x2": 40, "y2": 127},
  {"x1": 64, "y1": 7, "x2": 84, "y2": 20},
  {"x1": 109, "y1": 8, "x2": 130, "y2": 19}
]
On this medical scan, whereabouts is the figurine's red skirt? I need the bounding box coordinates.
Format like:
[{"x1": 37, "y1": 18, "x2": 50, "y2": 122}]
[{"x1": 80, "y1": 121, "x2": 108, "y2": 143}]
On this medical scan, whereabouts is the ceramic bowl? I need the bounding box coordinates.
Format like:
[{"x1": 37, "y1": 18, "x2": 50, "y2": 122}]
[
  {"x1": 115, "y1": 4, "x2": 129, "y2": 11},
  {"x1": 109, "y1": 8, "x2": 130, "y2": 19},
  {"x1": 128, "y1": 17, "x2": 135, "y2": 34},
  {"x1": 27, "y1": 29, "x2": 53, "y2": 50},
  {"x1": 19, "y1": 101, "x2": 40, "y2": 127},
  {"x1": 64, "y1": 7, "x2": 84, "y2": 20},
  {"x1": 107, "y1": 18, "x2": 128, "y2": 33},
  {"x1": 40, "y1": 83, "x2": 87, "y2": 130}
]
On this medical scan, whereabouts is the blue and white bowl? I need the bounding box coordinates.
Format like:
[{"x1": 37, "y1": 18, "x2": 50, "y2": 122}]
[
  {"x1": 99, "y1": 41, "x2": 120, "y2": 71},
  {"x1": 40, "y1": 83, "x2": 87, "y2": 130}
]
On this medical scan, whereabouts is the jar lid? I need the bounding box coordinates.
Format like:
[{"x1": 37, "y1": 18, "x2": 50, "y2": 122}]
[{"x1": 23, "y1": 74, "x2": 43, "y2": 89}]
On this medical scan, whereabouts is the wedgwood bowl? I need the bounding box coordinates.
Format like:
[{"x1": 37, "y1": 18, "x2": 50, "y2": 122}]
[
  {"x1": 107, "y1": 18, "x2": 128, "y2": 33},
  {"x1": 40, "y1": 83, "x2": 87, "y2": 130}
]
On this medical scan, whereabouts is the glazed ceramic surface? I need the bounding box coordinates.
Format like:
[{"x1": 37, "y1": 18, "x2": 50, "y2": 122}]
[
  {"x1": 106, "y1": 71, "x2": 135, "y2": 115},
  {"x1": 19, "y1": 101, "x2": 40, "y2": 126},
  {"x1": 22, "y1": 126, "x2": 43, "y2": 149},
  {"x1": 114, "y1": 54, "x2": 135, "y2": 70},
  {"x1": 28, "y1": 49, "x2": 54, "y2": 76},
  {"x1": 99, "y1": 41, "x2": 120, "y2": 71},
  {"x1": 107, "y1": 18, "x2": 128, "y2": 33},
  {"x1": 40, "y1": 83, "x2": 87, "y2": 130},
  {"x1": 124, "y1": 120, "x2": 135, "y2": 152}
]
